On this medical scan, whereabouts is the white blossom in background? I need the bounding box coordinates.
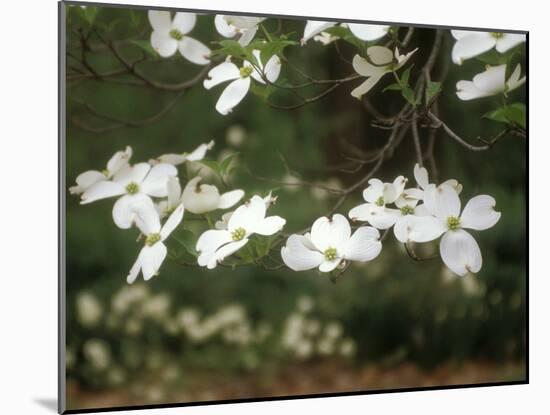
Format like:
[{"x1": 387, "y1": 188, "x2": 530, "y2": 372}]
[
  {"x1": 351, "y1": 46, "x2": 417, "y2": 98},
  {"x1": 181, "y1": 176, "x2": 244, "y2": 214},
  {"x1": 80, "y1": 163, "x2": 177, "y2": 229},
  {"x1": 127, "y1": 204, "x2": 184, "y2": 283},
  {"x1": 451, "y1": 30, "x2": 526, "y2": 65},
  {"x1": 405, "y1": 184, "x2": 501, "y2": 276},
  {"x1": 69, "y1": 146, "x2": 132, "y2": 195},
  {"x1": 456, "y1": 64, "x2": 526, "y2": 101},
  {"x1": 281, "y1": 214, "x2": 382, "y2": 272},
  {"x1": 149, "y1": 140, "x2": 214, "y2": 166},
  {"x1": 301, "y1": 20, "x2": 390, "y2": 45},
  {"x1": 76, "y1": 292, "x2": 103, "y2": 328},
  {"x1": 348, "y1": 176, "x2": 407, "y2": 229},
  {"x1": 148, "y1": 10, "x2": 211, "y2": 64},
  {"x1": 204, "y1": 50, "x2": 281, "y2": 115},
  {"x1": 214, "y1": 15, "x2": 265, "y2": 46},
  {"x1": 196, "y1": 195, "x2": 286, "y2": 269}
]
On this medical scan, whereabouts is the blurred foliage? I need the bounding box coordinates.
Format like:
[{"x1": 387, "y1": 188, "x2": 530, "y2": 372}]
[{"x1": 64, "y1": 3, "x2": 527, "y2": 408}]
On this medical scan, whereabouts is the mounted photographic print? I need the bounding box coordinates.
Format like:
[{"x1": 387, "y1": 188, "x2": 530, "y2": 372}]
[{"x1": 59, "y1": 1, "x2": 528, "y2": 413}]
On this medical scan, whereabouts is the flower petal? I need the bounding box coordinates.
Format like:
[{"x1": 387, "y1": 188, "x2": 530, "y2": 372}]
[
  {"x1": 281, "y1": 234, "x2": 324, "y2": 271},
  {"x1": 344, "y1": 226, "x2": 382, "y2": 262},
  {"x1": 148, "y1": 10, "x2": 172, "y2": 31},
  {"x1": 365, "y1": 206, "x2": 400, "y2": 229},
  {"x1": 254, "y1": 216, "x2": 286, "y2": 236},
  {"x1": 70, "y1": 170, "x2": 105, "y2": 195},
  {"x1": 207, "y1": 239, "x2": 249, "y2": 269},
  {"x1": 460, "y1": 195, "x2": 501, "y2": 231},
  {"x1": 310, "y1": 213, "x2": 351, "y2": 252},
  {"x1": 166, "y1": 176, "x2": 182, "y2": 209},
  {"x1": 495, "y1": 33, "x2": 525, "y2": 53},
  {"x1": 362, "y1": 179, "x2": 384, "y2": 203},
  {"x1": 139, "y1": 243, "x2": 168, "y2": 280},
  {"x1": 352, "y1": 55, "x2": 386, "y2": 78},
  {"x1": 452, "y1": 33, "x2": 495, "y2": 64},
  {"x1": 423, "y1": 183, "x2": 461, "y2": 219},
  {"x1": 217, "y1": 189, "x2": 245, "y2": 209},
  {"x1": 178, "y1": 36, "x2": 211, "y2": 65},
  {"x1": 440, "y1": 229, "x2": 482, "y2": 276},
  {"x1": 506, "y1": 64, "x2": 526, "y2": 92},
  {"x1": 114, "y1": 163, "x2": 151, "y2": 187},
  {"x1": 263, "y1": 54, "x2": 282, "y2": 83},
  {"x1": 228, "y1": 195, "x2": 266, "y2": 232},
  {"x1": 366, "y1": 45, "x2": 393, "y2": 65},
  {"x1": 238, "y1": 26, "x2": 258, "y2": 46},
  {"x1": 113, "y1": 193, "x2": 158, "y2": 231},
  {"x1": 172, "y1": 12, "x2": 196, "y2": 35},
  {"x1": 126, "y1": 255, "x2": 142, "y2": 284},
  {"x1": 182, "y1": 177, "x2": 221, "y2": 214},
  {"x1": 351, "y1": 76, "x2": 383, "y2": 99},
  {"x1": 302, "y1": 20, "x2": 336, "y2": 44},
  {"x1": 348, "y1": 24, "x2": 389, "y2": 41},
  {"x1": 196, "y1": 229, "x2": 232, "y2": 265},
  {"x1": 151, "y1": 31, "x2": 178, "y2": 58},
  {"x1": 456, "y1": 80, "x2": 489, "y2": 101},
  {"x1": 215, "y1": 15, "x2": 238, "y2": 38},
  {"x1": 141, "y1": 163, "x2": 177, "y2": 197},
  {"x1": 318, "y1": 258, "x2": 342, "y2": 273},
  {"x1": 414, "y1": 163, "x2": 429, "y2": 189},
  {"x1": 393, "y1": 215, "x2": 446, "y2": 243},
  {"x1": 348, "y1": 203, "x2": 373, "y2": 222},
  {"x1": 203, "y1": 62, "x2": 241, "y2": 89},
  {"x1": 186, "y1": 140, "x2": 215, "y2": 161},
  {"x1": 80, "y1": 181, "x2": 124, "y2": 204},
  {"x1": 215, "y1": 77, "x2": 251, "y2": 115},
  {"x1": 473, "y1": 64, "x2": 506, "y2": 95},
  {"x1": 160, "y1": 203, "x2": 184, "y2": 240},
  {"x1": 106, "y1": 146, "x2": 132, "y2": 176}
]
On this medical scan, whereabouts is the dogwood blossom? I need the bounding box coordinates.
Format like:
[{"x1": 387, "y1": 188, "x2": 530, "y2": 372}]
[
  {"x1": 456, "y1": 64, "x2": 526, "y2": 101},
  {"x1": 80, "y1": 162, "x2": 177, "y2": 229},
  {"x1": 451, "y1": 30, "x2": 526, "y2": 65},
  {"x1": 215, "y1": 192, "x2": 277, "y2": 229},
  {"x1": 127, "y1": 204, "x2": 184, "y2": 283},
  {"x1": 196, "y1": 195, "x2": 286, "y2": 269},
  {"x1": 181, "y1": 176, "x2": 244, "y2": 214},
  {"x1": 351, "y1": 46, "x2": 417, "y2": 98},
  {"x1": 413, "y1": 163, "x2": 463, "y2": 198},
  {"x1": 405, "y1": 184, "x2": 501, "y2": 276},
  {"x1": 148, "y1": 10, "x2": 210, "y2": 64},
  {"x1": 214, "y1": 15, "x2": 264, "y2": 46},
  {"x1": 301, "y1": 21, "x2": 390, "y2": 44},
  {"x1": 149, "y1": 140, "x2": 215, "y2": 166},
  {"x1": 348, "y1": 176, "x2": 407, "y2": 229},
  {"x1": 281, "y1": 214, "x2": 382, "y2": 272},
  {"x1": 203, "y1": 51, "x2": 281, "y2": 115},
  {"x1": 69, "y1": 146, "x2": 132, "y2": 195}
]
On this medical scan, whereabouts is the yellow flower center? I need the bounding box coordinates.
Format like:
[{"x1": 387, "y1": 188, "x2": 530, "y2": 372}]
[
  {"x1": 169, "y1": 29, "x2": 184, "y2": 40},
  {"x1": 400, "y1": 205, "x2": 415, "y2": 215},
  {"x1": 239, "y1": 66, "x2": 253, "y2": 78},
  {"x1": 231, "y1": 227, "x2": 246, "y2": 241},
  {"x1": 490, "y1": 32, "x2": 504, "y2": 39},
  {"x1": 447, "y1": 216, "x2": 461, "y2": 231},
  {"x1": 125, "y1": 182, "x2": 140, "y2": 195},
  {"x1": 324, "y1": 247, "x2": 338, "y2": 261},
  {"x1": 375, "y1": 196, "x2": 385, "y2": 207},
  {"x1": 145, "y1": 233, "x2": 161, "y2": 246}
]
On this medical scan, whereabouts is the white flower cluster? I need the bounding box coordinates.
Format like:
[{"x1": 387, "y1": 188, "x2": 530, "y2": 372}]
[
  {"x1": 281, "y1": 296, "x2": 356, "y2": 359},
  {"x1": 282, "y1": 163, "x2": 501, "y2": 277}
]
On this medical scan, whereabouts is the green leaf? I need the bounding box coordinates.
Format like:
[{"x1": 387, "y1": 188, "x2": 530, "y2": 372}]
[
  {"x1": 258, "y1": 39, "x2": 298, "y2": 63},
  {"x1": 383, "y1": 82, "x2": 403, "y2": 92},
  {"x1": 171, "y1": 229, "x2": 198, "y2": 257},
  {"x1": 483, "y1": 103, "x2": 526, "y2": 128},
  {"x1": 196, "y1": 159, "x2": 222, "y2": 177},
  {"x1": 400, "y1": 66, "x2": 411, "y2": 87},
  {"x1": 425, "y1": 81, "x2": 442, "y2": 103},
  {"x1": 401, "y1": 87, "x2": 418, "y2": 106},
  {"x1": 129, "y1": 40, "x2": 158, "y2": 57},
  {"x1": 211, "y1": 40, "x2": 252, "y2": 62},
  {"x1": 220, "y1": 152, "x2": 239, "y2": 176}
]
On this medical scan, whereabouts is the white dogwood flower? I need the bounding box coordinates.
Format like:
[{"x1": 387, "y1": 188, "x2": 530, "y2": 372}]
[
  {"x1": 127, "y1": 204, "x2": 184, "y2": 283},
  {"x1": 214, "y1": 15, "x2": 264, "y2": 46},
  {"x1": 351, "y1": 46, "x2": 417, "y2": 98},
  {"x1": 148, "y1": 10, "x2": 210, "y2": 64},
  {"x1": 451, "y1": 30, "x2": 526, "y2": 65},
  {"x1": 281, "y1": 214, "x2": 382, "y2": 272},
  {"x1": 406, "y1": 184, "x2": 501, "y2": 276},
  {"x1": 413, "y1": 163, "x2": 462, "y2": 197},
  {"x1": 196, "y1": 195, "x2": 286, "y2": 269},
  {"x1": 149, "y1": 140, "x2": 215, "y2": 166},
  {"x1": 348, "y1": 176, "x2": 407, "y2": 229},
  {"x1": 69, "y1": 146, "x2": 132, "y2": 195},
  {"x1": 215, "y1": 192, "x2": 277, "y2": 229},
  {"x1": 181, "y1": 176, "x2": 244, "y2": 214},
  {"x1": 156, "y1": 176, "x2": 183, "y2": 218},
  {"x1": 301, "y1": 21, "x2": 390, "y2": 44},
  {"x1": 80, "y1": 163, "x2": 177, "y2": 229},
  {"x1": 204, "y1": 51, "x2": 281, "y2": 115},
  {"x1": 456, "y1": 64, "x2": 526, "y2": 101}
]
